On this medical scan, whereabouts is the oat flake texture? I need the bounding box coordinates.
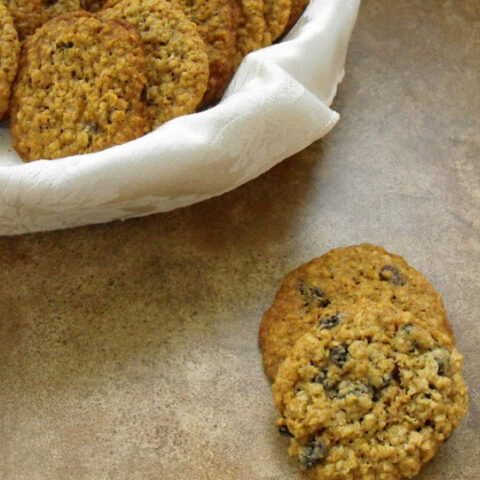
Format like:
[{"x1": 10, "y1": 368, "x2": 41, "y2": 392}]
[
  {"x1": 10, "y1": 12, "x2": 149, "y2": 161},
  {"x1": 273, "y1": 300, "x2": 468, "y2": 480},
  {"x1": 0, "y1": 0, "x2": 360, "y2": 235},
  {"x1": 0, "y1": 2, "x2": 20, "y2": 120},
  {"x1": 100, "y1": 0, "x2": 210, "y2": 128},
  {"x1": 259, "y1": 244, "x2": 455, "y2": 381}
]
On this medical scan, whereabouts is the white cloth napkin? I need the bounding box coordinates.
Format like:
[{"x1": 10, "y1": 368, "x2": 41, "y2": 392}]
[{"x1": 0, "y1": 0, "x2": 360, "y2": 235}]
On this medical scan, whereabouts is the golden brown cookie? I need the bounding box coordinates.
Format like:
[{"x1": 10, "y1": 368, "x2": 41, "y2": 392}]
[
  {"x1": 5, "y1": 0, "x2": 47, "y2": 39},
  {"x1": 259, "y1": 244, "x2": 454, "y2": 380},
  {"x1": 10, "y1": 12, "x2": 149, "y2": 161},
  {"x1": 272, "y1": 300, "x2": 468, "y2": 480},
  {"x1": 100, "y1": 0, "x2": 209, "y2": 128},
  {"x1": 103, "y1": 0, "x2": 235, "y2": 107},
  {"x1": 43, "y1": 0, "x2": 81, "y2": 19},
  {"x1": 286, "y1": 0, "x2": 308, "y2": 32},
  {"x1": 232, "y1": 0, "x2": 266, "y2": 68},
  {"x1": 0, "y1": 1, "x2": 20, "y2": 119},
  {"x1": 179, "y1": 0, "x2": 240, "y2": 107},
  {"x1": 262, "y1": 0, "x2": 291, "y2": 46}
]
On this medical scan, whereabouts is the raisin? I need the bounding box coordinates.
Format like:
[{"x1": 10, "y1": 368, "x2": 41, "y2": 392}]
[
  {"x1": 379, "y1": 374, "x2": 391, "y2": 388},
  {"x1": 298, "y1": 439, "x2": 328, "y2": 470},
  {"x1": 371, "y1": 375, "x2": 390, "y2": 401},
  {"x1": 314, "y1": 368, "x2": 329, "y2": 385},
  {"x1": 432, "y1": 348, "x2": 450, "y2": 376},
  {"x1": 299, "y1": 282, "x2": 330, "y2": 308},
  {"x1": 140, "y1": 84, "x2": 148, "y2": 104},
  {"x1": 87, "y1": 121, "x2": 98, "y2": 131},
  {"x1": 86, "y1": 122, "x2": 98, "y2": 148},
  {"x1": 392, "y1": 364, "x2": 401, "y2": 384},
  {"x1": 437, "y1": 361, "x2": 447, "y2": 376},
  {"x1": 399, "y1": 325, "x2": 428, "y2": 353},
  {"x1": 314, "y1": 368, "x2": 338, "y2": 398},
  {"x1": 58, "y1": 41, "x2": 74, "y2": 49},
  {"x1": 278, "y1": 424, "x2": 293, "y2": 437},
  {"x1": 379, "y1": 265, "x2": 406, "y2": 286},
  {"x1": 331, "y1": 344, "x2": 349, "y2": 366},
  {"x1": 319, "y1": 314, "x2": 340, "y2": 330},
  {"x1": 337, "y1": 380, "x2": 373, "y2": 399}
]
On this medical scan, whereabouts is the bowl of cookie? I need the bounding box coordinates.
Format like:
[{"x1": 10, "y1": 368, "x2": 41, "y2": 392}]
[{"x1": 0, "y1": 0, "x2": 360, "y2": 234}]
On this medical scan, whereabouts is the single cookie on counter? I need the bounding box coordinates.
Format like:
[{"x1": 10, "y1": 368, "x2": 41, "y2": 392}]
[
  {"x1": 273, "y1": 300, "x2": 468, "y2": 480},
  {"x1": 0, "y1": 1, "x2": 20, "y2": 120},
  {"x1": 100, "y1": 0, "x2": 209, "y2": 129},
  {"x1": 259, "y1": 244, "x2": 454, "y2": 380},
  {"x1": 262, "y1": 0, "x2": 292, "y2": 46},
  {"x1": 10, "y1": 12, "x2": 149, "y2": 161},
  {"x1": 232, "y1": 0, "x2": 265, "y2": 68},
  {"x1": 5, "y1": 0, "x2": 47, "y2": 40}
]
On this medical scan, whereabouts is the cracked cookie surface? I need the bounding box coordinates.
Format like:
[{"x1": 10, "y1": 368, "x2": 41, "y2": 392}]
[
  {"x1": 273, "y1": 300, "x2": 468, "y2": 480},
  {"x1": 10, "y1": 12, "x2": 149, "y2": 161},
  {"x1": 259, "y1": 244, "x2": 454, "y2": 380}
]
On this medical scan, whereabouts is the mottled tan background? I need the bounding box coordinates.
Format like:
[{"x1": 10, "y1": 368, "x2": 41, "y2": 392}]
[{"x1": 1, "y1": 1, "x2": 479, "y2": 479}]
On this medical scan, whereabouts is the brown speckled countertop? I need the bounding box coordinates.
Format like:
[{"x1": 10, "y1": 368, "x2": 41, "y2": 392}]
[{"x1": 1, "y1": 1, "x2": 479, "y2": 479}]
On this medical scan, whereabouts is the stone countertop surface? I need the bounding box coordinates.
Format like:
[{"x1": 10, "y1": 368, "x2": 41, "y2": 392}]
[{"x1": 1, "y1": 1, "x2": 479, "y2": 479}]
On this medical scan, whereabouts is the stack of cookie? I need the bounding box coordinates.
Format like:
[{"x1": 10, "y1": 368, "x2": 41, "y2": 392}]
[
  {"x1": 259, "y1": 244, "x2": 468, "y2": 479},
  {"x1": 0, "y1": 0, "x2": 309, "y2": 161}
]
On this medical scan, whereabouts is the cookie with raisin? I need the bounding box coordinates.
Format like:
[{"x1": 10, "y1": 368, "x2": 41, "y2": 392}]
[
  {"x1": 273, "y1": 300, "x2": 468, "y2": 480},
  {"x1": 259, "y1": 244, "x2": 454, "y2": 380},
  {"x1": 10, "y1": 12, "x2": 149, "y2": 161},
  {"x1": 100, "y1": 0, "x2": 209, "y2": 128},
  {"x1": 104, "y1": 0, "x2": 239, "y2": 107}
]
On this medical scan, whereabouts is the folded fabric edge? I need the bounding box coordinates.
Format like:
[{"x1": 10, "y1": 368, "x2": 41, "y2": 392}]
[{"x1": 0, "y1": 0, "x2": 359, "y2": 235}]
